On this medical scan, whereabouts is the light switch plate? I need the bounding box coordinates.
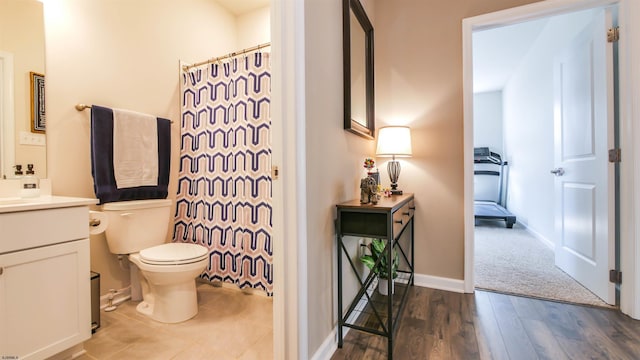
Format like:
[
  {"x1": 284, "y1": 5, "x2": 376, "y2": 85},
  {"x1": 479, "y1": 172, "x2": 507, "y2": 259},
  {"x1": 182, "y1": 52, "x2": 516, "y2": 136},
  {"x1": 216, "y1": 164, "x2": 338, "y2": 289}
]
[{"x1": 19, "y1": 131, "x2": 46, "y2": 146}]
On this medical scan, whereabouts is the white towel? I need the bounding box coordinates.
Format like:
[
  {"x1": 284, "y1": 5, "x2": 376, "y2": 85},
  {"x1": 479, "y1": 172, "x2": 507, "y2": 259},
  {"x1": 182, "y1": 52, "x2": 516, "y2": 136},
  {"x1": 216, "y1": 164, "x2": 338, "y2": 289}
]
[{"x1": 112, "y1": 108, "x2": 159, "y2": 189}]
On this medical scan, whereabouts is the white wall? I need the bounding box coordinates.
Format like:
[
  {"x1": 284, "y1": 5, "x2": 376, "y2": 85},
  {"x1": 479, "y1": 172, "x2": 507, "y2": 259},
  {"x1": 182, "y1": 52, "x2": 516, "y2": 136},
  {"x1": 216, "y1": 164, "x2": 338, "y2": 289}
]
[
  {"x1": 502, "y1": 9, "x2": 597, "y2": 241},
  {"x1": 473, "y1": 90, "x2": 503, "y2": 155}
]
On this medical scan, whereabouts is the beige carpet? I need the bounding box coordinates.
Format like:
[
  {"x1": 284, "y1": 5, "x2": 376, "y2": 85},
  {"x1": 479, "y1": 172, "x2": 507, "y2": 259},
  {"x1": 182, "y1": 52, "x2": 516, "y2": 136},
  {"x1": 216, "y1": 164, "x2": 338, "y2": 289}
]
[{"x1": 474, "y1": 221, "x2": 612, "y2": 308}]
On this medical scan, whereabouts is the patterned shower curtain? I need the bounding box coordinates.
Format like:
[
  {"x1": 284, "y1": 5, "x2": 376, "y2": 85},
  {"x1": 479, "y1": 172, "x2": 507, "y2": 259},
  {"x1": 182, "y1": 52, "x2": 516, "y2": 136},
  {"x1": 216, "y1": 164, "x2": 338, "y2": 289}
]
[{"x1": 174, "y1": 53, "x2": 272, "y2": 295}]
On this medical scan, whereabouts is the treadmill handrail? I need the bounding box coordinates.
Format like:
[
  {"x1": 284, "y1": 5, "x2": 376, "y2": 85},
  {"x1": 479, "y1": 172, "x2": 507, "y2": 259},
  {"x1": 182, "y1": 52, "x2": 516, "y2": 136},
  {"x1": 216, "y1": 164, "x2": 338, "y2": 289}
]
[{"x1": 474, "y1": 170, "x2": 500, "y2": 176}]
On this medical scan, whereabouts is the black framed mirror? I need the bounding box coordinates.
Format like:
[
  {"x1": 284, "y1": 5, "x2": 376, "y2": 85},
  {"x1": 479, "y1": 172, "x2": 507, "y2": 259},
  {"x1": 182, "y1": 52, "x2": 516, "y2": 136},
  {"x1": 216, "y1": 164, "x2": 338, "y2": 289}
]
[{"x1": 343, "y1": 0, "x2": 374, "y2": 139}]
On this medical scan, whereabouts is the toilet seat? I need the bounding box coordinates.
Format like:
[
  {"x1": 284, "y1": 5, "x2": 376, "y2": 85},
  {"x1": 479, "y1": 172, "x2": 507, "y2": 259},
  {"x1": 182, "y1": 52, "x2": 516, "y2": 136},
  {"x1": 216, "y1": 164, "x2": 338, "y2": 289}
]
[{"x1": 139, "y1": 243, "x2": 208, "y2": 265}]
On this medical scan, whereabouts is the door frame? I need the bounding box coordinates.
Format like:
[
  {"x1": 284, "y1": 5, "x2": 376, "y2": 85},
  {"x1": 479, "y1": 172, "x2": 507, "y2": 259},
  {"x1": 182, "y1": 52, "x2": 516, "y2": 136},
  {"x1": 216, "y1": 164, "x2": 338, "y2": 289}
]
[
  {"x1": 462, "y1": 0, "x2": 640, "y2": 319},
  {"x1": 271, "y1": 1, "x2": 309, "y2": 359}
]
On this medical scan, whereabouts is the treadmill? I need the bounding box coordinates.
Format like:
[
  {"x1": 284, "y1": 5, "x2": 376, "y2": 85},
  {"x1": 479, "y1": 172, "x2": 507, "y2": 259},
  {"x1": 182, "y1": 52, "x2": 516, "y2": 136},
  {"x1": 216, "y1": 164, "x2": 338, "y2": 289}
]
[{"x1": 474, "y1": 147, "x2": 516, "y2": 228}]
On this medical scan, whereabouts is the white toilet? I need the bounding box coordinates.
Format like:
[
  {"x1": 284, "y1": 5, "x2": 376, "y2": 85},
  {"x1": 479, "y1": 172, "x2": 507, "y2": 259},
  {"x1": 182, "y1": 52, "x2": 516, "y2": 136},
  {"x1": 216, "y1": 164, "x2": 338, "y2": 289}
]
[{"x1": 101, "y1": 199, "x2": 208, "y2": 323}]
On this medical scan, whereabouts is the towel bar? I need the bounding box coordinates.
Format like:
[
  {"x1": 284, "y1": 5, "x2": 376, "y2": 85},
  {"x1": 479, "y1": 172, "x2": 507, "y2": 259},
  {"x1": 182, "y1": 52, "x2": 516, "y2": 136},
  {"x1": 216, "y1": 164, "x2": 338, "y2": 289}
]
[{"x1": 75, "y1": 104, "x2": 174, "y2": 124}]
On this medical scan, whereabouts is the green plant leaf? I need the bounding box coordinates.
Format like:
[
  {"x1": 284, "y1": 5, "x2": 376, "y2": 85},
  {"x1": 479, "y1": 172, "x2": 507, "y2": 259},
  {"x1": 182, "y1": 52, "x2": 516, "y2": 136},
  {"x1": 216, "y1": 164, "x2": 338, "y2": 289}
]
[
  {"x1": 359, "y1": 238, "x2": 399, "y2": 279},
  {"x1": 360, "y1": 255, "x2": 375, "y2": 270},
  {"x1": 371, "y1": 239, "x2": 386, "y2": 254}
]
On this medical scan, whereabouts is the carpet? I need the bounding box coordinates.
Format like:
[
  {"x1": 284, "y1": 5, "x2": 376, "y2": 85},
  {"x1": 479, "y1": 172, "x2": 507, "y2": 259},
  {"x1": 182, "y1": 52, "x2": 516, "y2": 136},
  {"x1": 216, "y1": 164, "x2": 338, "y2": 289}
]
[{"x1": 474, "y1": 221, "x2": 612, "y2": 308}]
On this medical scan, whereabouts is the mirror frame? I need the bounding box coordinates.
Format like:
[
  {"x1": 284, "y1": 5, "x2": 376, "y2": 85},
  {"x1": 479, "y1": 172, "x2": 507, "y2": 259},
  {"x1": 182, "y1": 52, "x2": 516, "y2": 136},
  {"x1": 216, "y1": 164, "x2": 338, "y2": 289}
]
[
  {"x1": 0, "y1": 52, "x2": 15, "y2": 179},
  {"x1": 343, "y1": 0, "x2": 375, "y2": 139}
]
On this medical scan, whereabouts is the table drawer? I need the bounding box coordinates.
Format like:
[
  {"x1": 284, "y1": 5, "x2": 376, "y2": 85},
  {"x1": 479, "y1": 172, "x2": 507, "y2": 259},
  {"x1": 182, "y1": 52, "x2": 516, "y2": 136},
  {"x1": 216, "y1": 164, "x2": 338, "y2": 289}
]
[{"x1": 392, "y1": 201, "x2": 414, "y2": 238}]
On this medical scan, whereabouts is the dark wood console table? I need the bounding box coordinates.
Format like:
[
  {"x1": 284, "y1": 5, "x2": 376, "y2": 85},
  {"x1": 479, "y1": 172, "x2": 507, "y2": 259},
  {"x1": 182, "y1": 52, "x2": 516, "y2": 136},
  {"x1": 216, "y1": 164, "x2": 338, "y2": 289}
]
[{"x1": 336, "y1": 193, "x2": 415, "y2": 359}]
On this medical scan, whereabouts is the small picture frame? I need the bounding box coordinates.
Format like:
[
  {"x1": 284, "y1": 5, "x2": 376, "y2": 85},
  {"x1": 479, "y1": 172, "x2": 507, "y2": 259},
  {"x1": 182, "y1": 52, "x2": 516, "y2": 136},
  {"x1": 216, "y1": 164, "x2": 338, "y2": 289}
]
[{"x1": 30, "y1": 72, "x2": 45, "y2": 133}]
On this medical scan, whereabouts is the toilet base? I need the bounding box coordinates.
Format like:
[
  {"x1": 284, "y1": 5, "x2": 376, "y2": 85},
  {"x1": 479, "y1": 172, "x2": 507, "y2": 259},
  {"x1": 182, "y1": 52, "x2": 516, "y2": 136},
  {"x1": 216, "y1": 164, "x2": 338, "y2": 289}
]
[
  {"x1": 127, "y1": 252, "x2": 207, "y2": 324},
  {"x1": 136, "y1": 280, "x2": 200, "y2": 323},
  {"x1": 136, "y1": 300, "x2": 154, "y2": 317}
]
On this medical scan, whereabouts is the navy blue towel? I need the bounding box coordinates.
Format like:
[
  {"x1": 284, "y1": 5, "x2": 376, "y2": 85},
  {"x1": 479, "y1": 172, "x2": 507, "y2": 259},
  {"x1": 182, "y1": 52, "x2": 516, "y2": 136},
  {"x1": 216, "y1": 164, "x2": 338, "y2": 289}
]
[{"x1": 90, "y1": 105, "x2": 171, "y2": 204}]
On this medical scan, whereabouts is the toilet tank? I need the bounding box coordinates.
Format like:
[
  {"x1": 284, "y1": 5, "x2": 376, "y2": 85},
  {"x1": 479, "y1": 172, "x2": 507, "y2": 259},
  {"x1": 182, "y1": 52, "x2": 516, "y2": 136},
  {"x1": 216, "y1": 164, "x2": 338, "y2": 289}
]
[{"x1": 102, "y1": 199, "x2": 172, "y2": 254}]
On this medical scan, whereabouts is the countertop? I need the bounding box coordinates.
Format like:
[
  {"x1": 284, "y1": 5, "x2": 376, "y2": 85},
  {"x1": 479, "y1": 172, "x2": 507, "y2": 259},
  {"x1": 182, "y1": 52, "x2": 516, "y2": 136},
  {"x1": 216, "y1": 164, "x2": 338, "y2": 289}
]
[{"x1": 0, "y1": 196, "x2": 98, "y2": 213}]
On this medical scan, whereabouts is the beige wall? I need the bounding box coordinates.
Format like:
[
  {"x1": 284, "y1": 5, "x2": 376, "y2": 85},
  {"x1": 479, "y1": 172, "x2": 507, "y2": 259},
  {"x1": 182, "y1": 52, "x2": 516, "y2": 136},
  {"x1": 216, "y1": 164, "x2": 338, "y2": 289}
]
[
  {"x1": 1, "y1": 0, "x2": 46, "y2": 178},
  {"x1": 237, "y1": 6, "x2": 270, "y2": 49},
  {"x1": 374, "y1": 0, "x2": 541, "y2": 279},
  {"x1": 304, "y1": 0, "x2": 375, "y2": 355},
  {"x1": 304, "y1": 0, "x2": 543, "y2": 355},
  {"x1": 43, "y1": 0, "x2": 240, "y2": 295}
]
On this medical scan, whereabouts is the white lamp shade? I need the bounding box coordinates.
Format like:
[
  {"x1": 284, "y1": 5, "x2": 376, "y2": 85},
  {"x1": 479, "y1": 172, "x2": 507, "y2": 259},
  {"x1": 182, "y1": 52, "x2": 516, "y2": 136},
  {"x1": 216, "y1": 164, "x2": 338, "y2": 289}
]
[{"x1": 376, "y1": 126, "x2": 412, "y2": 157}]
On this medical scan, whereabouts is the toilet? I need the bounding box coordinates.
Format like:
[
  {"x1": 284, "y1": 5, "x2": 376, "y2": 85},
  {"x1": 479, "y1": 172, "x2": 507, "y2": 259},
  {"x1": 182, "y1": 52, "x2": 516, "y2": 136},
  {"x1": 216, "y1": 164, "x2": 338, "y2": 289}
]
[{"x1": 101, "y1": 199, "x2": 208, "y2": 323}]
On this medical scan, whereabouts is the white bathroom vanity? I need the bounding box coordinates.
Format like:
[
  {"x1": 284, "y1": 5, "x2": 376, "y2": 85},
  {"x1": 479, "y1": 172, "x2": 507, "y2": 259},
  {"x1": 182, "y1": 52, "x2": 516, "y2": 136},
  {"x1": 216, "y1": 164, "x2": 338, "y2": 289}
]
[{"x1": 0, "y1": 194, "x2": 97, "y2": 359}]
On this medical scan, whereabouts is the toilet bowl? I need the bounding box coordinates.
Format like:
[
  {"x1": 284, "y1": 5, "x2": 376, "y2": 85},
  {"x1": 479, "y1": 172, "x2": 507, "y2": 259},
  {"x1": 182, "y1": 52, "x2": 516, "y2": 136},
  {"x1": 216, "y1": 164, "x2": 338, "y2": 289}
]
[
  {"x1": 129, "y1": 243, "x2": 208, "y2": 323},
  {"x1": 99, "y1": 199, "x2": 208, "y2": 323}
]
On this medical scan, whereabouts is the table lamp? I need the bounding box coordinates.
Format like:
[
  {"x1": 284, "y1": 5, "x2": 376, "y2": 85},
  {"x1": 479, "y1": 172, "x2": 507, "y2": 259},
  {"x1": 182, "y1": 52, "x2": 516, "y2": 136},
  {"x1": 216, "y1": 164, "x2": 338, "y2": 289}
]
[{"x1": 376, "y1": 126, "x2": 412, "y2": 195}]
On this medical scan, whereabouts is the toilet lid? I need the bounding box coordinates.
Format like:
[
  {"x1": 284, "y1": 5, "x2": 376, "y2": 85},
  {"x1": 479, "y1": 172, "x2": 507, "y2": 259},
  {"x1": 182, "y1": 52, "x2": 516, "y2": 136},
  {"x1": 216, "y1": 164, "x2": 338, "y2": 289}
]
[{"x1": 139, "y1": 243, "x2": 208, "y2": 265}]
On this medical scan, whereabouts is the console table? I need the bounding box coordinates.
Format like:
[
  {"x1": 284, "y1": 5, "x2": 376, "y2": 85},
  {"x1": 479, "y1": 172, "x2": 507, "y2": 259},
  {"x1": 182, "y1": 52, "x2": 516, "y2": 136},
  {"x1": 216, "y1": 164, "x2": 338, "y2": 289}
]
[{"x1": 336, "y1": 193, "x2": 415, "y2": 359}]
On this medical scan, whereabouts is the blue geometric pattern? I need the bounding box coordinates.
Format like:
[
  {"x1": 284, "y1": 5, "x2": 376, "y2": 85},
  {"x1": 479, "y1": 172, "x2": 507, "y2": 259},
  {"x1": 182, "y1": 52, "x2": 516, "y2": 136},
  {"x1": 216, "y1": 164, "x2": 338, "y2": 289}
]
[{"x1": 174, "y1": 53, "x2": 273, "y2": 295}]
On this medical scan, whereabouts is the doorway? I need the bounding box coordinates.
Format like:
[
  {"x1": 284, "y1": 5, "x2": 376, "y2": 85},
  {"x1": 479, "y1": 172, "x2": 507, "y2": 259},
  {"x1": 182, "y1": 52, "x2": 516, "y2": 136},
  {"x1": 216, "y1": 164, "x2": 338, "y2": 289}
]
[{"x1": 463, "y1": 1, "x2": 621, "y2": 307}]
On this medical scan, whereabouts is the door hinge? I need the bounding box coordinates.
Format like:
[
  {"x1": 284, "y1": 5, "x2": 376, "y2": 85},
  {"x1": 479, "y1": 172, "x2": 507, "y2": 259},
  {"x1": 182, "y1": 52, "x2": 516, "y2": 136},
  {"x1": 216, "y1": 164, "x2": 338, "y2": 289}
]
[
  {"x1": 610, "y1": 269, "x2": 622, "y2": 284},
  {"x1": 271, "y1": 166, "x2": 279, "y2": 180},
  {"x1": 608, "y1": 148, "x2": 621, "y2": 163},
  {"x1": 607, "y1": 27, "x2": 620, "y2": 43}
]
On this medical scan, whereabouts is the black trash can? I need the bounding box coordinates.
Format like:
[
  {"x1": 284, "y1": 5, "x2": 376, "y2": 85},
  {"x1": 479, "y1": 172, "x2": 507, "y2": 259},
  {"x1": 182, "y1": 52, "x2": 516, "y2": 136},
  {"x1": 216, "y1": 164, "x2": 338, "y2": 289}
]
[{"x1": 90, "y1": 271, "x2": 100, "y2": 333}]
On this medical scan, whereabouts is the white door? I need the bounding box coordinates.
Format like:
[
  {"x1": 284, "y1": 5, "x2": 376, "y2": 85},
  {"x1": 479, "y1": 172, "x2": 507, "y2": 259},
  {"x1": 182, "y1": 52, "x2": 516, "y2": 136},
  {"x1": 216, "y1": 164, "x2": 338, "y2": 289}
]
[{"x1": 553, "y1": 9, "x2": 615, "y2": 304}]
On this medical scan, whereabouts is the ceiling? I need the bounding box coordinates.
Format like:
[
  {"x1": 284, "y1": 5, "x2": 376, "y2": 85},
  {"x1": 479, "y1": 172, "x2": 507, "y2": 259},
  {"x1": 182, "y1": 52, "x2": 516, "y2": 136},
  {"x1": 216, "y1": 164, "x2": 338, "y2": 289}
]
[
  {"x1": 472, "y1": 18, "x2": 549, "y2": 93},
  {"x1": 215, "y1": 0, "x2": 270, "y2": 16},
  {"x1": 212, "y1": 0, "x2": 544, "y2": 94}
]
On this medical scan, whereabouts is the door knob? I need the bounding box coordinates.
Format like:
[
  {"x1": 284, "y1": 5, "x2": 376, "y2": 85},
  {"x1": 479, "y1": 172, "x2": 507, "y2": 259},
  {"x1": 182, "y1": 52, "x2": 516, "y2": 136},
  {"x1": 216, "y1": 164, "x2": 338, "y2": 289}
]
[{"x1": 550, "y1": 168, "x2": 565, "y2": 176}]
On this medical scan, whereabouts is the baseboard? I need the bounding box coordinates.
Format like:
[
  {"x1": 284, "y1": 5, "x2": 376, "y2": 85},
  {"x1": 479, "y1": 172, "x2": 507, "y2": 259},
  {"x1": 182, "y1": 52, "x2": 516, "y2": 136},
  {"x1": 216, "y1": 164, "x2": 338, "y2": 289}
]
[
  {"x1": 414, "y1": 273, "x2": 465, "y2": 293},
  {"x1": 519, "y1": 222, "x2": 554, "y2": 250},
  {"x1": 310, "y1": 328, "x2": 339, "y2": 360},
  {"x1": 100, "y1": 287, "x2": 131, "y2": 309}
]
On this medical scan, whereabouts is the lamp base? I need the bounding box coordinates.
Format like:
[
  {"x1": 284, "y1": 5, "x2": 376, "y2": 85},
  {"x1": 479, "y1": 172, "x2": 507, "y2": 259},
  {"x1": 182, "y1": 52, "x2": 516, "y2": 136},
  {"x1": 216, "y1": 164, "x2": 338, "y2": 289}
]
[{"x1": 388, "y1": 160, "x2": 402, "y2": 196}]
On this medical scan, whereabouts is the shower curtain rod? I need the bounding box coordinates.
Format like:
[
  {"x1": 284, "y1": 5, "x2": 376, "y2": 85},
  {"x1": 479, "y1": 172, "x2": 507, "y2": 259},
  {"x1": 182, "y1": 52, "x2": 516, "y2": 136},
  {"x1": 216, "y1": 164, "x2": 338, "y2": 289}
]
[
  {"x1": 182, "y1": 42, "x2": 271, "y2": 71},
  {"x1": 75, "y1": 104, "x2": 174, "y2": 123}
]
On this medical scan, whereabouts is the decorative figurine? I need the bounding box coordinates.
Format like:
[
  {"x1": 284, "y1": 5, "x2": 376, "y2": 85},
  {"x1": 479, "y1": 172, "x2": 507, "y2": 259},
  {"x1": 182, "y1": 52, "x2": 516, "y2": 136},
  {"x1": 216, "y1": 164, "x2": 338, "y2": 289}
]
[{"x1": 360, "y1": 176, "x2": 378, "y2": 204}]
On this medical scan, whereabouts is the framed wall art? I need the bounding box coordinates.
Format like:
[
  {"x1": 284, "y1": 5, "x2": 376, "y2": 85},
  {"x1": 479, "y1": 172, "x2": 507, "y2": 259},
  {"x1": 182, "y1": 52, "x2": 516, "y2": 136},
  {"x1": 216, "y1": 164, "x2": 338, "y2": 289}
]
[{"x1": 30, "y1": 71, "x2": 45, "y2": 133}]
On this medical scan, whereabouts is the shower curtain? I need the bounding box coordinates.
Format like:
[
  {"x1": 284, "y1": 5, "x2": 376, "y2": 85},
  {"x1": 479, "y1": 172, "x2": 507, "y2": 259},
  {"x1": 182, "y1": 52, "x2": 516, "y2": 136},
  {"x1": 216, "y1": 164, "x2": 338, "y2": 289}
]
[{"x1": 174, "y1": 52, "x2": 272, "y2": 295}]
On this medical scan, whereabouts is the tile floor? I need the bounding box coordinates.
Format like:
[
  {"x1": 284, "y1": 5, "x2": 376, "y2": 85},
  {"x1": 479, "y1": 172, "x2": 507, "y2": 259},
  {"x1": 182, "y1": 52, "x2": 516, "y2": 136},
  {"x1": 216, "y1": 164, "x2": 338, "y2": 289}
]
[{"x1": 80, "y1": 282, "x2": 273, "y2": 360}]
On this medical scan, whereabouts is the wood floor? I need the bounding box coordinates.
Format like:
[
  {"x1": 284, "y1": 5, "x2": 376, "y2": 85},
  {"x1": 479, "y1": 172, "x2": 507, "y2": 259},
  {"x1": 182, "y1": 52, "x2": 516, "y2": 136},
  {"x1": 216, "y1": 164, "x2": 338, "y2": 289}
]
[{"x1": 331, "y1": 287, "x2": 640, "y2": 360}]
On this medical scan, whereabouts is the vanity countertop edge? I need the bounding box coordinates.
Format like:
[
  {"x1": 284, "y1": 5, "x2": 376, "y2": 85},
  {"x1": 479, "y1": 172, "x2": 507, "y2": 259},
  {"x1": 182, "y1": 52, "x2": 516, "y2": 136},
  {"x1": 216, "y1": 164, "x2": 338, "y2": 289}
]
[{"x1": 0, "y1": 196, "x2": 98, "y2": 213}]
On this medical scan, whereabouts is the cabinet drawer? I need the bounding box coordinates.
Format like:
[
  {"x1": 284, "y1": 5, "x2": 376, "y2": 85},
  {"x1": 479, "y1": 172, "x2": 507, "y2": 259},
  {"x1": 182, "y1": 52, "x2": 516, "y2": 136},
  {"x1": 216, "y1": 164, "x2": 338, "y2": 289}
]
[
  {"x1": 392, "y1": 201, "x2": 414, "y2": 239},
  {"x1": 0, "y1": 207, "x2": 89, "y2": 254}
]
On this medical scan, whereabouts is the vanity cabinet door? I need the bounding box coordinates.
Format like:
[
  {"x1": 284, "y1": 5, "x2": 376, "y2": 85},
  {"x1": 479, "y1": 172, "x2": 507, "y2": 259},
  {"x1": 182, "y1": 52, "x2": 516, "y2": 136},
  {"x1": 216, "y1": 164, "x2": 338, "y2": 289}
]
[{"x1": 0, "y1": 239, "x2": 91, "y2": 359}]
